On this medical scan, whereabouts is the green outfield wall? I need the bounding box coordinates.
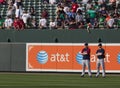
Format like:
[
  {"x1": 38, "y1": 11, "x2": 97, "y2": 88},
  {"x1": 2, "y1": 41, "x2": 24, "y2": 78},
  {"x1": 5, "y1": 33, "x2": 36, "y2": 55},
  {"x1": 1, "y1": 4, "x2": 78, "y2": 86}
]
[
  {"x1": 0, "y1": 29, "x2": 120, "y2": 72},
  {"x1": 0, "y1": 29, "x2": 119, "y2": 43}
]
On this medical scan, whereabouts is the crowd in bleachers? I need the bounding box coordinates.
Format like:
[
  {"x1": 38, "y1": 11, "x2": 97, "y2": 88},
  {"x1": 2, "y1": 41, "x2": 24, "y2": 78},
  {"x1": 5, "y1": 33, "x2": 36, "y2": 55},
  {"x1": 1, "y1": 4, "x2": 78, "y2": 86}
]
[{"x1": 0, "y1": 0, "x2": 120, "y2": 30}]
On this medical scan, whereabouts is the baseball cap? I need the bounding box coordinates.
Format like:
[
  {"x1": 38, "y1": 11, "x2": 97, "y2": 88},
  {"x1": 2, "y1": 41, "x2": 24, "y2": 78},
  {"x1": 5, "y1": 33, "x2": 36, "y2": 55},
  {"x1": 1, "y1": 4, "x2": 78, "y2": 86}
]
[
  {"x1": 98, "y1": 43, "x2": 102, "y2": 46},
  {"x1": 84, "y1": 43, "x2": 88, "y2": 46}
]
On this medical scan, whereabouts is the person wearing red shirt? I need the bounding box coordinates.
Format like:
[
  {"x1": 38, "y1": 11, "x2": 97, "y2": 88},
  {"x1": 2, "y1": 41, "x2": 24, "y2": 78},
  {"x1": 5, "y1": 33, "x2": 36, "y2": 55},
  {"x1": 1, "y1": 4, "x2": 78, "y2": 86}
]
[
  {"x1": 71, "y1": 1, "x2": 79, "y2": 13},
  {"x1": 41, "y1": 8, "x2": 49, "y2": 19},
  {"x1": 13, "y1": 17, "x2": 25, "y2": 30},
  {"x1": 13, "y1": 17, "x2": 20, "y2": 30},
  {"x1": 0, "y1": 0, "x2": 6, "y2": 5},
  {"x1": 71, "y1": 1, "x2": 79, "y2": 18},
  {"x1": 19, "y1": 18, "x2": 25, "y2": 30}
]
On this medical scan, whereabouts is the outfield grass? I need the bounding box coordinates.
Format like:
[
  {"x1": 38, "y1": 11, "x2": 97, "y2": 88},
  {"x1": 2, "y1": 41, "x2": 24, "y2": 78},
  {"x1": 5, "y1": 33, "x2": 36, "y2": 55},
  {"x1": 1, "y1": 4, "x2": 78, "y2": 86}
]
[{"x1": 0, "y1": 73, "x2": 120, "y2": 88}]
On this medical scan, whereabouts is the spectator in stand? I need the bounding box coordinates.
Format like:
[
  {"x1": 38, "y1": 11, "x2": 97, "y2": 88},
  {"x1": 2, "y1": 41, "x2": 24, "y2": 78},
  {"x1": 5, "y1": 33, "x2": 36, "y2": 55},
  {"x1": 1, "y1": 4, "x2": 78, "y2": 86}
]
[
  {"x1": 56, "y1": 4, "x2": 63, "y2": 14},
  {"x1": 113, "y1": 13, "x2": 119, "y2": 28},
  {"x1": 69, "y1": 17, "x2": 78, "y2": 30},
  {"x1": 109, "y1": 0, "x2": 117, "y2": 12},
  {"x1": 98, "y1": 15, "x2": 105, "y2": 29},
  {"x1": 0, "y1": 16, "x2": 5, "y2": 29},
  {"x1": 13, "y1": 17, "x2": 25, "y2": 30},
  {"x1": 8, "y1": 0, "x2": 14, "y2": 5},
  {"x1": 13, "y1": 17, "x2": 20, "y2": 30},
  {"x1": 30, "y1": 18, "x2": 37, "y2": 29},
  {"x1": 75, "y1": 12, "x2": 84, "y2": 28},
  {"x1": 59, "y1": 7, "x2": 66, "y2": 20},
  {"x1": 0, "y1": 0, "x2": 6, "y2": 5},
  {"x1": 64, "y1": 14, "x2": 70, "y2": 29},
  {"x1": 49, "y1": 0, "x2": 56, "y2": 4},
  {"x1": 8, "y1": 1, "x2": 15, "y2": 11},
  {"x1": 76, "y1": 4, "x2": 83, "y2": 13},
  {"x1": 4, "y1": 16, "x2": 13, "y2": 29},
  {"x1": 66, "y1": 9, "x2": 75, "y2": 20},
  {"x1": 98, "y1": 7, "x2": 108, "y2": 21},
  {"x1": 82, "y1": 0, "x2": 89, "y2": 4},
  {"x1": 13, "y1": 1, "x2": 17, "y2": 9},
  {"x1": 7, "y1": 7, "x2": 14, "y2": 17},
  {"x1": 19, "y1": 18, "x2": 25, "y2": 29},
  {"x1": 106, "y1": 14, "x2": 115, "y2": 29},
  {"x1": 94, "y1": 1, "x2": 100, "y2": 11},
  {"x1": 98, "y1": 0, "x2": 107, "y2": 8},
  {"x1": 41, "y1": 8, "x2": 49, "y2": 19},
  {"x1": 16, "y1": 0, "x2": 23, "y2": 7},
  {"x1": 117, "y1": 14, "x2": 120, "y2": 28},
  {"x1": 22, "y1": 11, "x2": 31, "y2": 28},
  {"x1": 39, "y1": 17, "x2": 47, "y2": 29},
  {"x1": 15, "y1": 5, "x2": 23, "y2": 18},
  {"x1": 87, "y1": 6, "x2": 97, "y2": 29},
  {"x1": 71, "y1": 1, "x2": 78, "y2": 18},
  {"x1": 56, "y1": 16, "x2": 63, "y2": 29},
  {"x1": 86, "y1": 1, "x2": 92, "y2": 10},
  {"x1": 56, "y1": 7, "x2": 66, "y2": 29},
  {"x1": 116, "y1": 0, "x2": 120, "y2": 8},
  {"x1": 29, "y1": 6, "x2": 36, "y2": 16},
  {"x1": 49, "y1": 19, "x2": 56, "y2": 29},
  {"x1": 63, "y1": 4, "x2": 70, "y2": 14}
]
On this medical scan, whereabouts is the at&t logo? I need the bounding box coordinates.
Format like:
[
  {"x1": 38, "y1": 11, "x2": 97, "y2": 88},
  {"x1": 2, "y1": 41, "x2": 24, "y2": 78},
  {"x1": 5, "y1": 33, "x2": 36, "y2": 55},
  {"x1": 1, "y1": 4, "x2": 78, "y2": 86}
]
[
  {"x1": 76, "y1": 52, "x2": 83, "y2": 64},
  {"x1": 37, "y1": 51, "x2": 48, "y2": 64},
  {"x1": 37, "y1": 50, "x2": 70, "y2": 64}
]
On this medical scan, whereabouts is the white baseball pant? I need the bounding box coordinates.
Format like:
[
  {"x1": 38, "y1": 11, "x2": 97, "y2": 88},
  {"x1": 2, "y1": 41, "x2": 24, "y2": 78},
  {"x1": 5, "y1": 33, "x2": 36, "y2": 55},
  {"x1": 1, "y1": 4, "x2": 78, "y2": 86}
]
[
  {"x1": 81, "y1": 59, "x2": 92, "y2": 76},
  {"x1": 96, "y1": 59, "x2": 105, "y2": 77}
]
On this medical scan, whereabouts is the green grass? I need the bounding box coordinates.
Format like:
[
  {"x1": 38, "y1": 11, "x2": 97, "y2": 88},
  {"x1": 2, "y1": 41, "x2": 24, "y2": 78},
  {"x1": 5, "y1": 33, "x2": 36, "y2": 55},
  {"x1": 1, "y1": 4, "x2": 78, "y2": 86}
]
[{"x1": 0, "y1": 73, "x2": 120, "y2": 88}]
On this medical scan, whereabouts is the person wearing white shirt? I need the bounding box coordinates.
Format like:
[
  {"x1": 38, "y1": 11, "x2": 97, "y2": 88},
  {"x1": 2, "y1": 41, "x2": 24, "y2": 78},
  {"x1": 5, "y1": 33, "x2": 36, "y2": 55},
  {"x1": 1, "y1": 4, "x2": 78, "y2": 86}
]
[
  {"x1": 15, "y1": 6, "x2": 23, "y2": 18},
  {"x1": 64, "y1": 6, "x2": 70, "y2": 14},
  {"x1": 4, "y1": 16, "x2": 13, "y2": 29},
  {"x1": 39, "y1": 17, "x2": 47, "y2": 29},
  {"x1": 13, "y1": 2, "x2": 17, "y2": 9},
  {"x1": 7, "y1": 7, "x2": 14, "y2": 17},
  {"x1": 107, "y1": 18, "x2": 114, "y2": 28},
  {"x1": 22, "y1": 11, "x2": 31, "y2": 27},
  {"x1": 76, "y1": 4, "x2": 83, "y2": 13},
  {"x1": 49, "y1": 0, "x2": 56, "y2": 4},
  {"x1": 49, "y1": 19, "x2": 56, "y2": 29},
  {"x1": 116, "y1": 0, "x2": 120, "y2": 8},
  {"x1": 82, "y1": 0, "x2": 89, "y2": 4}
]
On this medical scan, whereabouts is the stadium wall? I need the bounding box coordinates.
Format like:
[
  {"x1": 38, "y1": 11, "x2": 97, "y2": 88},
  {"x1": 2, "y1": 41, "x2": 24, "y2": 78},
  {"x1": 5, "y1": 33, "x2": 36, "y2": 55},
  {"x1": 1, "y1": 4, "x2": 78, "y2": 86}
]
[
  {"x1": 0, "y1": 29, "x2": 120, "y2": 72},
  {"x1": 0, "y1": 29, "x2": 120, "y2": 43},
  {"x1": 0, "y1": 43, "x2": 26, "y2": 72}
]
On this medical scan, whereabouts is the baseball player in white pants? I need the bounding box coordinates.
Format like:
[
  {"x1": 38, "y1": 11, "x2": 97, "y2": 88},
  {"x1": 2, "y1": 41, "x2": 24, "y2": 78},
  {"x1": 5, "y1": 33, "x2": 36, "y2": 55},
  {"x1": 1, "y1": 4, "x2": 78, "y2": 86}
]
[
  {"x1": 81, "y1": 59, "x2": 92, "y2": 77},
  {"x1": 80, "y1": 43, "x2": 92, "y2": 77},
  {"x1": 96, "y1": 43, "x2": 105, "y2": 78}
]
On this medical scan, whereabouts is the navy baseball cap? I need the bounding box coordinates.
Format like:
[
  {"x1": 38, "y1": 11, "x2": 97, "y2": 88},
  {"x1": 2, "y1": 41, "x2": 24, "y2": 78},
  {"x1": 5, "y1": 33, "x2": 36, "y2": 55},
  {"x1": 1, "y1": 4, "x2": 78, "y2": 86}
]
[
  {"x1": 84, "y1": 43, "x2": 88, "y2": 46},
  {"x1": 98, "y1": 43, "x2": 102, "y2": 46}
]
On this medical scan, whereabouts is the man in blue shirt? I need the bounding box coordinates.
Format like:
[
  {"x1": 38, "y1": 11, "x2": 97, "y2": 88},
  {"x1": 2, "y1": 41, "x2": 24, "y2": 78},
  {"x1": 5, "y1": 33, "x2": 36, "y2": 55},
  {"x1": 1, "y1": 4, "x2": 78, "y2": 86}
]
[
  {"x1": 80, "y1": 43, "x2": 92, "y2": 77},
  {"x1": 96, "y1": 43, "x2": 105, "y2": 78}
]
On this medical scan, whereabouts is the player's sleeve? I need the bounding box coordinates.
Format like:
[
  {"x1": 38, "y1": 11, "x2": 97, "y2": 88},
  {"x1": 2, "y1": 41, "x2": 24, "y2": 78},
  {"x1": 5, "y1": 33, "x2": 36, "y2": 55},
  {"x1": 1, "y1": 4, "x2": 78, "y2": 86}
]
[
  {"x1": 96, "y1": 50, "x2": 98, "y2": 54},
  {"x1": 81, "y1": 48, "x2": 84, "y2": 53}
]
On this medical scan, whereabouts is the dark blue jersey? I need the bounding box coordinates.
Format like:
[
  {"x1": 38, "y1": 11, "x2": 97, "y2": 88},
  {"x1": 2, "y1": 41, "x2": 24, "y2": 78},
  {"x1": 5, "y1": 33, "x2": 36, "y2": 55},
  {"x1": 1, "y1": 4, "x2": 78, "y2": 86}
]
[
  {"x1": 81, "y1": 48, "x2": 91, "y2": 60},
  {"x1": 96, "y1": 48, "x2": 105, "y2": 59}
]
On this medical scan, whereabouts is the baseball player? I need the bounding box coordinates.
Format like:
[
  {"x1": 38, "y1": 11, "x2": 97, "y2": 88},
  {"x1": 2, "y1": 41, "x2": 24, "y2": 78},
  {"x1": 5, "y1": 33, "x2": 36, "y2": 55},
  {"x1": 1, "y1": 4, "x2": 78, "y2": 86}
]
[
  {"x1": 80, "y1": 43, "x2": 92, "y2": 77},
  {"x1": 96, "y1": 43, "x2": 105, "y2": 78}
]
